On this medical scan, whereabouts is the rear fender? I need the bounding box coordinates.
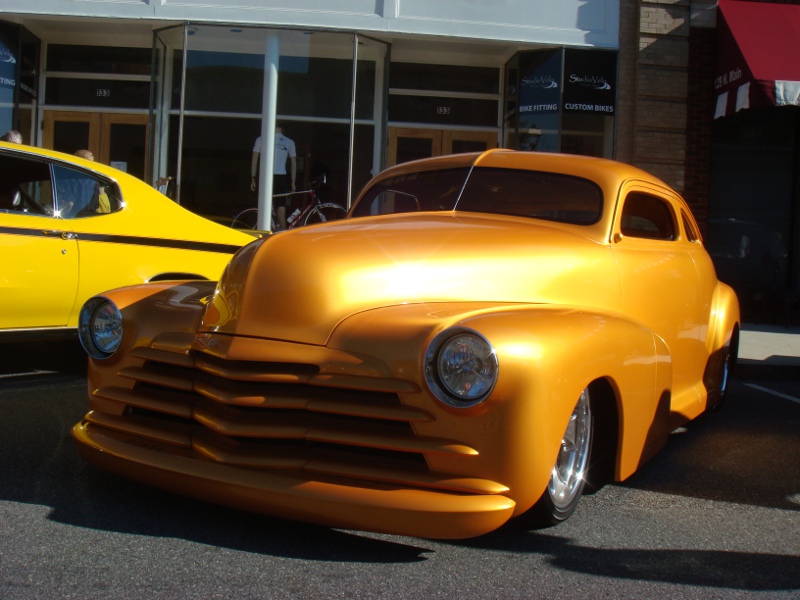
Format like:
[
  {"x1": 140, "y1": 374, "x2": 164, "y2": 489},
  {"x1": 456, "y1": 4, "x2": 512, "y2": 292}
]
[
  {"x1": 703, "y1": 281, "x2": 741, "y2": 404},
  {"x1": 706, "y1": 281, "x2": 740, "y2": 357}
]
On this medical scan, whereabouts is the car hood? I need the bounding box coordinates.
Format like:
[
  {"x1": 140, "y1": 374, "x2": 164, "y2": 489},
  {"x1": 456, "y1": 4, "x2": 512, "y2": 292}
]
[{"x1": 200, "y1": 213, "x2": 619, "y2": 345}]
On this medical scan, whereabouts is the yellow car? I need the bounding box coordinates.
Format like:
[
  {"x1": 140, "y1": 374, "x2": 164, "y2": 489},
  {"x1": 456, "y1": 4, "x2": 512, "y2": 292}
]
[
  {"x1": 72, "y1": 150, "x2": 740, "y2": 539},
  {"x1": 0, "y1": 142, "x2": 257, "y2": 340}
]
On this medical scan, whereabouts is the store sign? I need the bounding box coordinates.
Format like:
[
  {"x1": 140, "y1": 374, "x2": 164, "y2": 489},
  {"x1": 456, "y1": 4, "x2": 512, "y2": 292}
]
[
  {"x1": 562, "y1": 49, "x2": 617, "y2": 115},
  {"x1": 0, "y1": 38, "x2": 17, "y2": 90},
  {"x1": 518, "y1": 49, "x2": 562, "y2": 115}
]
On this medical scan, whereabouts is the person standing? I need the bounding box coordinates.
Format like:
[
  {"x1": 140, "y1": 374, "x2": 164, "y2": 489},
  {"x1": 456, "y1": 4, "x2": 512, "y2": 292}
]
[{"x1": 250, "y1": 123, "x2": 297, "y2": 229}]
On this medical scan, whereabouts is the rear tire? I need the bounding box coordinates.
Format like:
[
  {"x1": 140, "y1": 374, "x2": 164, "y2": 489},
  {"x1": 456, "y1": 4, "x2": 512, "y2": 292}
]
[
  {"x1": 303, "y1": 203, "x2": 346, "y2": 226},
  {"x1": 713, "y1": 326, "x2": 739, "y2": 409},
  {"x1": 525, "y1": 387, "x2": 593, "y2": 527}
]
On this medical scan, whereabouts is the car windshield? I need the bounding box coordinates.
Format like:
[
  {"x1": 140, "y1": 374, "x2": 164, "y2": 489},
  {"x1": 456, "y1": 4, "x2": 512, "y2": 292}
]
[
  {"x1": 351, "y1": 167, "x2": 470, "y2": 217},
  {"x1": 351, "y1": 166, "x2": 602, "y2": 225}
]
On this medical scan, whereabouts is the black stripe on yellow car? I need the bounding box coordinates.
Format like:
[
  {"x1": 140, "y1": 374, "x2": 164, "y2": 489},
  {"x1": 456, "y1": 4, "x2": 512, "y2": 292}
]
[{"x1": 0, "y1": 225, "x2": 244, "y2": 255}]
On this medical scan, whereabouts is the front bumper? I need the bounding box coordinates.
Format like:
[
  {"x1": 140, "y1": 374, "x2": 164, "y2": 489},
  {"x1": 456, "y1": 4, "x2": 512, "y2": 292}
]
[{"x1": 73, "y1": 420, "x2": 516, "y2": 539}]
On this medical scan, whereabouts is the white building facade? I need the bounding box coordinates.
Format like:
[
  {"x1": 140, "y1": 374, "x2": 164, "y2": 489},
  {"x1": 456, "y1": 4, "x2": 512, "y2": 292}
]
[{"x1": 1, "y1": 0, "x2": 620, "y2": 222}]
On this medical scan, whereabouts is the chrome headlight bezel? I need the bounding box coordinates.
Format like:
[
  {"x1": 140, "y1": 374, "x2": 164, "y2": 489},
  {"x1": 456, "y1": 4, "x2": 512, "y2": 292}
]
[
  {"x1": 424, "y1": 328, "x2": 499, "y2": 408},
  {"x1": 78, "y1": 297, "x2": 123, "y2": 360}
]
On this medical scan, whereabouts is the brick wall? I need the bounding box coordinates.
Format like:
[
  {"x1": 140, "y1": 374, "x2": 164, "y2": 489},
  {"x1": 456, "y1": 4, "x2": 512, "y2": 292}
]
[
  {"x1": 684, "y1": 26, "x2": 716, "y2": 230},
  {"x1": 617, "y1": 0, "x2": 717, "y2": 230}
]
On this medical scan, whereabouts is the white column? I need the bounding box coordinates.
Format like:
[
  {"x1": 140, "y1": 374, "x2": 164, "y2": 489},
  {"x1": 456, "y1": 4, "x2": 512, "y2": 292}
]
[{"x1": 258, "y1": 32, "x2": 280, "y2": 230}]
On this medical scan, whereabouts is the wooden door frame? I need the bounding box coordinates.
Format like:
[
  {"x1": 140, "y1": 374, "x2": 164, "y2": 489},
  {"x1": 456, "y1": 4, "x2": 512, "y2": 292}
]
[
  {"x1": 42, "y1": 110, "x2": 102, "y2": 159},
  {"x1": 42, "y1": 111, "x2": 150, "y2": 166},
  {"x1": 100, "y1": 113, "x2": 150, "y2": 167},
  {"x1": 442, "y1": 130, "x2": 498, "y2": 154},
  {"x1": 387, "y1": 128, "x2": 443, "y2": 167},
  {"x1": 387, "y1": 127, "x2": 498, "y2": 167}
]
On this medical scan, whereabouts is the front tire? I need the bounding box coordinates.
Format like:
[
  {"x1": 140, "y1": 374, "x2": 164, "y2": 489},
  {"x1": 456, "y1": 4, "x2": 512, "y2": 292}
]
[{"x1": 526, "y1": 387, "x2": 593, "y2": 526}]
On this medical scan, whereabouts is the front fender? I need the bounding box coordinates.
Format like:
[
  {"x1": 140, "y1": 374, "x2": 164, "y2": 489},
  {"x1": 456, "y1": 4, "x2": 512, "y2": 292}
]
[
  {"x1": 84, "y1": 280, "x2": 217, "y2": 395},
  {"x1": 329, "y1": 304, "x2": 672, "y2": 515}
]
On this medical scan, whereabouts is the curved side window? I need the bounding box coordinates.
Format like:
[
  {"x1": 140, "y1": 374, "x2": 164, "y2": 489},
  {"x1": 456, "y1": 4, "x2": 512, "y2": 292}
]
[
  {"x1": 681, "y1": 210, "x2": 700, "y2": 242},
  {"x1": 620, "y1": 192, "x2": 676, "y2": 241}
]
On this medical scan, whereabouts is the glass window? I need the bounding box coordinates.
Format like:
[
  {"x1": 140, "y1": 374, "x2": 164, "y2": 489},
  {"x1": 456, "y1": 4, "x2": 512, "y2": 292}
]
[
  {"x1": 390, "y1": 63, "x2": 499, "y2": 94},
  {"x1": 458, "y1": 168, "x2": 603, "y2": 224},
  {"x1": 46, "y1": 45, "x2": 152, "y2": 75},
  {"x1": 352, "y1": 168, "x2": 470, "y2": 217},
  {"x1": 352, "y1": 166, "x2": 603, "y2": 226},
  {"x1": 681, "y1": 210, "x2": 700, "y2": 242},
  {"x1": 621, "y1": 193, "x2": 676, "y2": 240},
  {"x1": 0, "y1": 153, "x2": 52, "y2": 215},
  {"x1": 174, "y1": 41, "x2": 373, "y2": 119},
  {"x1": 174, "y1": 116, "x2": 367, "y2": 223},
  {"x1": 388, "y1": 95, "x2": 498, "y2": 127},
  {"x1": 504, "y1": 49, "x2": 617, "y2": 158},
  {"x1": 53, "y1": 164, "x2": 121, "y2": 218},
  {"x1": 175, "y1": 50, "x2": 264, "y2": 114},
  {"x1": 0, "y1": 152, "x2": 120, "y2": 218},
  {"x1": 45, "y1": 78, "x2": 151, "y2": 109}
]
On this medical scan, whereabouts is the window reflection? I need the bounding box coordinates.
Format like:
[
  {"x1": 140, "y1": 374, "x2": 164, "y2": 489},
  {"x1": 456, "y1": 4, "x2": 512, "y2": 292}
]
[{"x1": 161, "y1": 25, "x2": 386, "y2": 220}]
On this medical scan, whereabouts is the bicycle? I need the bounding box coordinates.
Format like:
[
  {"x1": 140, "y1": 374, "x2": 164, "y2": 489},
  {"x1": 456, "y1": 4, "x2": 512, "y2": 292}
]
[{"x1": 231, "y1": 178, "x2": 346, "y2": 231}]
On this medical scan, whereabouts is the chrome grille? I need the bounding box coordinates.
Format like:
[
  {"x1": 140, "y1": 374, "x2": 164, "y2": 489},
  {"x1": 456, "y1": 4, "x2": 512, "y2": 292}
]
[{"x1": 87, "y1": 343, "x2": 508, "y2": 495}]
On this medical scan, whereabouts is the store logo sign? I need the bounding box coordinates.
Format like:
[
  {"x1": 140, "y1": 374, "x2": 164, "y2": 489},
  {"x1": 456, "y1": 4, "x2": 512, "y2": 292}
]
[
  {"x1": 568, "y1": 74, "x2": 611, "y2": 91},
  {"x1": 0, "y1": 46, "x2": 16, "y2": 89},
  {"x1": 522, "y1": 75, "x2": 558, "y2": 90}
]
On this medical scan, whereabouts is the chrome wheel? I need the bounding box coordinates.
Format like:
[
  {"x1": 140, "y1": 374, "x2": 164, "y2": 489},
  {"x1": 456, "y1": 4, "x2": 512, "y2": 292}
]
[
  {"x1": 521, "y1": 387, "x2": 594, "y2": 528},
  {"x1": 721, "y1": 328, "x2": 739, "y2": 397},
  {"x1": 548, "y1": 387, "x2": 593, "y2": 511}
]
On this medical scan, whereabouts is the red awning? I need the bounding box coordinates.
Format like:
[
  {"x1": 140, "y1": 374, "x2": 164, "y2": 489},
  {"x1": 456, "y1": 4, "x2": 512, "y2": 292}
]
[{"x1": 714, "y1": 0, "x2": 800, "y2": 119}]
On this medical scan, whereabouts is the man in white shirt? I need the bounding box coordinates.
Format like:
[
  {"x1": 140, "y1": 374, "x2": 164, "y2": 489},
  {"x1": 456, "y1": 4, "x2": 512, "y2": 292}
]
[{"x1": 250, "y1": 124, "x2": 297, "y2": 229}]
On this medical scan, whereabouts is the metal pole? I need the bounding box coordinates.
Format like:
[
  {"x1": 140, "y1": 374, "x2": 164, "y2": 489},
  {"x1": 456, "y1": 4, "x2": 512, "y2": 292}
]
[
  {"x1": 258, "y1": 32, "x2": 280, "y2": 230},
  {"x1": 346, "y1": 33, "x2": 359, "y2": 209},
  {"x1": 175, "y1": 23, "x2": 189, "y2": 205}
]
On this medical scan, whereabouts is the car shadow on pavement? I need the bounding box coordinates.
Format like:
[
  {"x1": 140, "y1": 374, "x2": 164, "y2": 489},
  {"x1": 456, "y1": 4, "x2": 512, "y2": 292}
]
[
  {"x1": 454, "y1": 530, "x2": 800, "y2": 591},
  {"x1": 618, "y1": 379, "x2": 800, "y2": 512}
]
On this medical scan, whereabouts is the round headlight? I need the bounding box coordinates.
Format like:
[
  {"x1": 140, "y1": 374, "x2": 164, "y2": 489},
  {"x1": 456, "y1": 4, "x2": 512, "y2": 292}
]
[
  {"x1": 425, "y1": 329, "x2": 498, "y2": 408},
  {"x1": 78, "y1": 297, "x2": 123, "y2": 359}
]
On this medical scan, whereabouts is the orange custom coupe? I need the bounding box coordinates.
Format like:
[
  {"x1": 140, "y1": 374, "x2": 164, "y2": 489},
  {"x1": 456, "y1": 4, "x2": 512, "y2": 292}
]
[{"x1": 73, "y1": 150, "x2": 740, "y2": 539}]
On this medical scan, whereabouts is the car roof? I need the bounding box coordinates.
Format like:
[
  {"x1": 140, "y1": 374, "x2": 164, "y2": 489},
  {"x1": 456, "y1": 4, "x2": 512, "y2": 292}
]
[{"x1": 372, "y1": 149, "x2": 670, "y2": 192}]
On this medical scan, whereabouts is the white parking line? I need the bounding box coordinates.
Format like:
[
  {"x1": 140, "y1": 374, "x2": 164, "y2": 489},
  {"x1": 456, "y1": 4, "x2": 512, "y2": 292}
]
[
  {"x1": 0, "y1": 370, "x2": 57, "y2": 380},
  {"x1": 745, "y1": 383, "x2": 800, "y2": 405}
]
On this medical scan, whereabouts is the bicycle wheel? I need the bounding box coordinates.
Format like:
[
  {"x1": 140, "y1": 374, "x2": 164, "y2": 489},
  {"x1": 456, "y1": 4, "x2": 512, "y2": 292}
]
[
  {"x1": 303, "y1": 203, "x2": 347, "y2": 226},
  {"x1": 230, "y1": 208, "x2": 258, "y2": 229}
]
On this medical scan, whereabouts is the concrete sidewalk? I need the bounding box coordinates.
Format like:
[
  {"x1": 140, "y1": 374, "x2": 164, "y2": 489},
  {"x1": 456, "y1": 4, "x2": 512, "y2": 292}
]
[{"x1": 737, "y1": 323, "x2": 800, "y2": 379}]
